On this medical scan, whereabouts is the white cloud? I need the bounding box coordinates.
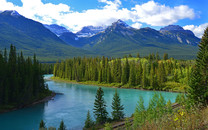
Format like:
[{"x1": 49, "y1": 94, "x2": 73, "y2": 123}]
[
  {"x1": 183, "y1": 23, "x2": 208, "y2": 38},
  {"x1": 0, "y1": 0, "x2": 196, "y2": 32},
  {"x1": 131, "y1": 1, "x2": 195, "y2": 26},
  {"x1": 131, "y1": 22, "x2": 142, "y2": 29}
]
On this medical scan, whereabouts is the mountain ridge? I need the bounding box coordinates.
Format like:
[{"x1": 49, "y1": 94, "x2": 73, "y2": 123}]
[
  {"x1": 0, "y1": 10, "x2": 94, "y2": 62},
  {"x1": 0, "y1": 10, "x2": 200, "y2": 60}
]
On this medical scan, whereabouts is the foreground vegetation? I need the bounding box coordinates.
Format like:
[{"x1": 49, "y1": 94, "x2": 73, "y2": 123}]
[
  {"x1": 103, "y1": 95, "x2": 208, "y2": 130},
  {"x1": 0, "y1": 45, "x2": 52, "y2": 112}
]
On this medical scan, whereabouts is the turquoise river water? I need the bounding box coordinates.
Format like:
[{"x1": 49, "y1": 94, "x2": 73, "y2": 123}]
[{"x1": 0, "y1": 74, "x2": 178, "y2": 130}]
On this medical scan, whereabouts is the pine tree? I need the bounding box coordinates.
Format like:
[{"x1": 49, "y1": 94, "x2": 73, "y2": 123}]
[
  {"x1": 137, "y1": 53, "x2": 140, "y2": 58},
  {"x1": 188, "y1": 68, "x2": 204, "y2": 104},
  {"x1": 111, "y1": 90, "x2": 124, "y2": 120},
  {"x1": 166, "y1": 99, "x2": 173, "y2": 114},
  {"x1": 188, "y1": 27, "x2": 208, "y2": 104},
  {"x1": 150, "y1": 63, "x2": 155, "y2": 88},
  {"x1": 156, "y1": 94, "x2": 166, "y2": 115},
  {"x1": 93, "y1": 87, "x2": 108, "y2": 124},
  {"x1": 58, "y1": 120, "x2": 66, "y2": 130},
  {"x1": 121, "y1": 58, "x2": 129, "y2": 85},
  {"x1": 133, "y1": 96, "x2": 146, "y2": 128},
  {"x1": 141, "y1": 64, "x2": 147, "y2": 88},
  {"x1": 128, "y1": 54, "x2": 132, "y2": 58},
  {"x1": 84, "y1": 110, "x2": 94, "y2": 129},
  {"x1": 163, "y1": 53, "x2": 168, "y2": 60},
  {"x1": 39, "y1": 120, "x2": 46, "y2": 129},
  {"x1": 136, "y1": 62, "x2": 142, "y2": 86},
  {"x1": 129, "y1": 61, "x2": 136, "y2": 86},
  {"x1": 156, "y1": 52, "x2": 160, "y2": 61}
]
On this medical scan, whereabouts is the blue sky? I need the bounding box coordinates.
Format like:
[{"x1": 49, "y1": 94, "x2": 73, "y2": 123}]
[{"x1": 1, "y1": 0, "x2": 208, "y2": 37}]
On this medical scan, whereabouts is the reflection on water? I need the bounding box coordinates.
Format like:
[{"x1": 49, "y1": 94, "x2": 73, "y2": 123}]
[{"x1": 0, "y1": 75, "x2": 178, "y2": 130}]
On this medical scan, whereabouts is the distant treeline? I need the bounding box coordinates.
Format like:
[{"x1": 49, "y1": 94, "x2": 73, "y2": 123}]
[
  {"x1": 53, "y1": 53, "x2": 194, "y2": 91},
  {"x1": 0, "y1": 45, "x2": 51, "y2": 109},
  {"x1": 41, "y1": 63, "x2": 54, "y2": 74}
]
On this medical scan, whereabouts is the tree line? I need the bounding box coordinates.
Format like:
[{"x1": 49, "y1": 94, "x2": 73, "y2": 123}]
[
  {"x1": 53, "y1": 53, "x2": 193, "y2": 91},
  {"x1": 0, "y1": 45, "x2": 51, "y2": 109}
]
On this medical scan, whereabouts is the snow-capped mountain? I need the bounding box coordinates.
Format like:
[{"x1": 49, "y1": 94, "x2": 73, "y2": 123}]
[
  {"x1": 76, "y1": 25, "x2": 107, "y2": 37},
  {"x1": 44, "y1": 24, "x2": 71, "y2": 36},
  {"x1": 0, "y1": 10, "x2": 21, "y2": 17},
  {"x1": 113, "y1": 19, "x2": 132, "y2": 28}
]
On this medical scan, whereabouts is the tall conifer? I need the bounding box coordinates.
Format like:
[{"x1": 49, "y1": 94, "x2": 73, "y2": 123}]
[
  {"x1": 93, "y1": 87, "x2": 108, "y2": 124},
  {"x1": 111, "y1": 90, "x2": 124, "y2": 120}
]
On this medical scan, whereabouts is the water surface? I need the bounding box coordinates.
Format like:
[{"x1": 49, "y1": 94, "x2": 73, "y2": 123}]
[{"x1": 0, "y1": 74, "x2": 178, "y2": 130}]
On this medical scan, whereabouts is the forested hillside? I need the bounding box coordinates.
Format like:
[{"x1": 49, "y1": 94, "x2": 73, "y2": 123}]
[
  {"x1": 53, "y1": 53, "x2": 193, "y2": 92},
  {"x1": 0, "y1": 45, "x2": 51, "y2": 111}
]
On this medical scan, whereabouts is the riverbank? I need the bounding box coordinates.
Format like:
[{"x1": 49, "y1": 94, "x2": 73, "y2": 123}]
[
  {"x1": 0, "y1": 92, "x2": 56, "y2": 114},
  {"x1": 51, "y1": 77, "x2": 185, "y2": 93}
]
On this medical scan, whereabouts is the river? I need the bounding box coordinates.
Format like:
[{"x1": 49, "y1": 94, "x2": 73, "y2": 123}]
[{"x1": 0, "y1": 74, "x2": 178, "y2": 130}]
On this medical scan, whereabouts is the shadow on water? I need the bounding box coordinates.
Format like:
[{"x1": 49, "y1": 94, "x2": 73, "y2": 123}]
[{"x1": 0, "y1": 103, "x2": 46, "y2": 130}]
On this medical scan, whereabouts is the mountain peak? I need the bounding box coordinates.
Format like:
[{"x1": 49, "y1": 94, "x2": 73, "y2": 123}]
[
  {"x1": 76, "y1": 25, "x2": 107, "y2": 37},
  {"x1": 1, "y1": 10, "x2": 21, "y2": 17},
  {"x1": 44, "y1": 24, "x2": 70, "y2": 36},
  {"x1": 160, "y1": 25, "x2": 184, "y2": 31},
  {"x1": 160, "y1": 25, "x2": 195, "y2": 36},
  {"x1": 113, "y1": 19, "x2": 130, "y2": 28}
]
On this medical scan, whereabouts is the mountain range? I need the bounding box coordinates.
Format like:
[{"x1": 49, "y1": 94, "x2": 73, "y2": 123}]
[
  {"x1": 0, "y1": 10, "x2": 93, "y2": 61},
  {"x1": 0, "y1": 10, "x2": 200, "y2": 61}
]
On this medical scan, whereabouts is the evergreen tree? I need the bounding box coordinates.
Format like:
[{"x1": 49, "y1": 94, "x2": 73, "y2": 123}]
[
  {"x1": 111, "y1": 90, "x2": 124, "y2": 120},
  {"x1": 93, "y1": 87, "x2": 108, "y2": 124},
  {"x1": 137, "y1": 53, "x2": 140, "y2": 58},
  {"x1": 121, "y1": 58, "x2": 129, "y2": 85},
  {"x1": 174, "y1": 69, "x2": 179, "y2": 82},
  {"x1": 156, "y1": 52, "x2": 160, "y2": 61},
  {"x1": 157, "y1": 62, "x2": 166, "y2": 87},
  {"x1": 188, "y1": 27, "x2": 208, "y2": 104},
  {"x1": 129, "y1": 61, "x2": 136, "y2": 86},
  {"x1": 39, "y1": 120, "x2": 46, "y2": 129},
  {"x1": 58, "y1": 120, "x2": 66, "y2": 130},
  {"x1": 166, "y1": 99, "x2": 173, "y2": 114},
  {"x1": 136, "y1": 62, "x2": 142, "y2": 86},
  {"x1": 141, "y1": 64, "x2": 147, "y2": 88},
  {"x1": 150, "y1": 63, "x2": 155, "y2": 88},
  {"x1": 133, "y1": 96, "x2": 146, "y2": 128},
  {"x1": 163, "y1": 53, "x2": 168, "y2": 60},
  {"x1": 128, "y1": 54, "x2": 132, "y2": 58},
  {"x1": 188, "y1": 68, "x2": 204, "y2": 104},
  {"x1": 0, "y1": 45, "x2": 51, "y2": 107},
  {"x1": 84, "y1": 110, "x2": 94, "y2": 129}
]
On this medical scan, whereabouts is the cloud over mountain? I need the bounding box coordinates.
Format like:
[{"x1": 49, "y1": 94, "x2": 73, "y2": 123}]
[
  {"x1": 0, "y1": 0, "x2": 196, "y2": 33},
  {"x1": 183, "y1": 23, "x2": 208, "y2": 38}
]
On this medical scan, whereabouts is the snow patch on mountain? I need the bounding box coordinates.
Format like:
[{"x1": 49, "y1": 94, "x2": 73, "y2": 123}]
[
  {"x1": 76, "y1": 25, "x2": 107, "y2": 37},
  {"x1": 44, "y1": 24, "x2": 71, "y2": 36}
]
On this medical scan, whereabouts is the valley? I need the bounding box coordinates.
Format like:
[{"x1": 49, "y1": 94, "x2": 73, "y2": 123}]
[{"x1": 0, "y1": 1, "x2": 207, "y2": 129}]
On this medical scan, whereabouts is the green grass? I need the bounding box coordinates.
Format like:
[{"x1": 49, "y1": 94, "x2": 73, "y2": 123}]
[{"x1": 51, "y1": 77, "x2": 187, "y2": 92}]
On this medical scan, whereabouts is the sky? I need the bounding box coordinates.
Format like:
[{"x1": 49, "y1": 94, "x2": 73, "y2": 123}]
[{"x1": 0, "y1": 0, "x2": 208, "y2": 38}]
